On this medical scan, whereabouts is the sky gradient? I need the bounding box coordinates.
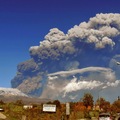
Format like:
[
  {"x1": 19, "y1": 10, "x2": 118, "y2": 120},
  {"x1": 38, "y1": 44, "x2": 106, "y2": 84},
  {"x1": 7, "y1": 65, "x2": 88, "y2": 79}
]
[{"x1": 1, "y1": 0, "x2": 120, "y2": 87}]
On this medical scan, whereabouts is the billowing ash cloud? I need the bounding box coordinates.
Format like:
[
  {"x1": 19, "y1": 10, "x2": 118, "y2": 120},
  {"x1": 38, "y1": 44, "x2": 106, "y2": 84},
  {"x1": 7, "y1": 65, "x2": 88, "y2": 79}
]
[
  {"x1": 30, "y1": 13, "x2": 120, "y2": 61},
  {"x1": 30, "y1": 28, "x2": 75, "y2": 60},
  {"x1": 12, "y1": 13, "x2": 120, "y2": 102},
  {"x1": 68, "y1": 13, "x2": 120, "y2": 49}
]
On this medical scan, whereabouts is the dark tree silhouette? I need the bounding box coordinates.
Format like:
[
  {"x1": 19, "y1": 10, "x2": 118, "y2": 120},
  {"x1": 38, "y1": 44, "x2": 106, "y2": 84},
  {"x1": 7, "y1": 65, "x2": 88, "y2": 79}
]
[{"x1": 82, "y1": 93, "x2": 94, "y2": 108}]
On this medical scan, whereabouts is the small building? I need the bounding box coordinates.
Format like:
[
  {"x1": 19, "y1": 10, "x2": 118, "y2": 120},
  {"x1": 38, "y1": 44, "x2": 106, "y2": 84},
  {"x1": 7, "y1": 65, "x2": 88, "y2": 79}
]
[
  {"x1": 0, "y1": 108, "x2": 4, "y2": 112},
  {"x1": 43, "y1": 104, "x2": 56, "y2": 112},
  {"x1": 23, "y1": 105, "x2": 33, "y2": 109}
]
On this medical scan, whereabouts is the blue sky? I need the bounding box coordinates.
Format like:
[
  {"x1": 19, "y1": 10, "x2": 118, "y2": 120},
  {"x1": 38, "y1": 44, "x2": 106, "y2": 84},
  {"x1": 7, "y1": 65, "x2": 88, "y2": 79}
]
[{"x1": 0, "y1": 0, "x2": 120, "y2": 88}]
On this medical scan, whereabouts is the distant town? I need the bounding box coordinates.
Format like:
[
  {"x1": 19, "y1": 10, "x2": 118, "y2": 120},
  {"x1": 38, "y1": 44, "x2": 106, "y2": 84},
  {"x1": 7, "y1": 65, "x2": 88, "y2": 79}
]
[{"x1": 0, "y1": 93, "x2": 120, "y2": 120}]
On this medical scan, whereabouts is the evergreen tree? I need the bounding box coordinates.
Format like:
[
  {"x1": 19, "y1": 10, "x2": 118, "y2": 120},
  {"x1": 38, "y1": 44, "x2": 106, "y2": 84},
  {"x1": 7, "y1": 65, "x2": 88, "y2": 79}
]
[{"x1": 82, "y1": 93, "x2": 94, "y2": 108}]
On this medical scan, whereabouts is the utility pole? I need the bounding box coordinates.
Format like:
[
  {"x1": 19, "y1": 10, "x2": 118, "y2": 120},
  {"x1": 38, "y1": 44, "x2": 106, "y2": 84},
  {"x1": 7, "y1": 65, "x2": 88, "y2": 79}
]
[
  {"x1": 118, "y1": 96, "x2": 120, "y2": 100},
  {"x1": 66, "y1": 102, "x2": 70, "y2": 120}
]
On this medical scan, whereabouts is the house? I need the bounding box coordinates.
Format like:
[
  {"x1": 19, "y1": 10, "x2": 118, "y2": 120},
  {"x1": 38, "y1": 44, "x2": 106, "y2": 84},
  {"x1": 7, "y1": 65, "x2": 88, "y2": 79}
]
[
  {"x1": 0, "y1": 108, "x2": 4, "y2": 112},
  {"x1": 23, "y1": 105, "x2": 33, "y2": 109}
]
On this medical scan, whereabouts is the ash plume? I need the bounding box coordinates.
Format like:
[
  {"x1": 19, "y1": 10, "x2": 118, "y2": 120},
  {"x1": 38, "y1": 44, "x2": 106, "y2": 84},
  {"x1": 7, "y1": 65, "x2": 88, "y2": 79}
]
[{"x1": 11, "y1": 13, "x2": 120, "y2": 102}]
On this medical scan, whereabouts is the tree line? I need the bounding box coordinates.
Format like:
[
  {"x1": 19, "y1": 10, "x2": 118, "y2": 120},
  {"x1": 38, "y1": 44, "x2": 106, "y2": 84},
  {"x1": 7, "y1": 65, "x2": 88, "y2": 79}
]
[{"x1": 0, "y1": 93, "x2": 120, "y2": 120}]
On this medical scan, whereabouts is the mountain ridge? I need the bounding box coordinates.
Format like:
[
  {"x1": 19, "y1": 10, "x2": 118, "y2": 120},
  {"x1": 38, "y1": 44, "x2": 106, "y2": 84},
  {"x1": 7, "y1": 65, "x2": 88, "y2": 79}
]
[{"x1": 0, "y1": 87, "x2": 51, "y2": 104}]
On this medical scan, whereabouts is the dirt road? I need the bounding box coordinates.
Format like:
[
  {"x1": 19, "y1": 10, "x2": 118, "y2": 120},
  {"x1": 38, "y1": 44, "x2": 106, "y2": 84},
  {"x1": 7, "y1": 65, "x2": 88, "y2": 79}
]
[{"x1": 0, "y1": 112, "x2": 6, "y2": 119}]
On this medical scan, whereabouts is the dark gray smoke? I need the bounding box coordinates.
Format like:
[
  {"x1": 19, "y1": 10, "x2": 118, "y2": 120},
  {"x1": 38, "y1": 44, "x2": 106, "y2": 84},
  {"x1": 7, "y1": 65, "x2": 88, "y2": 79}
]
[{"x1": 11, "y1": 13, "x2": 120, "y2": 102}]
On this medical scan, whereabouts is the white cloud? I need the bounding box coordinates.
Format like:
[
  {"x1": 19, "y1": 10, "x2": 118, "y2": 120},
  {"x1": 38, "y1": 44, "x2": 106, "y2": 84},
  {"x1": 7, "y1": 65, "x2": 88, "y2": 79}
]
[
  {"x1": 63, "y1": 77, "x2": 103, "y2": 94},
  {"x1": 107, "y1": 80, "x2": 120, "y2": 87},
  {"x1": 48, "y1": 67, "x2": 112, "y2": 77},
  {"x1": 45, "y1": 66, "x2": 118, "y2": 101}
]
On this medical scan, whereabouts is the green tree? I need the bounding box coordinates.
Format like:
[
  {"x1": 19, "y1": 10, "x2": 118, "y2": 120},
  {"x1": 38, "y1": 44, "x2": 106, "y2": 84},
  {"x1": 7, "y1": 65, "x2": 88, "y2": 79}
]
[
  {"x1": 82, "y1": 93, "x2": 94, "y2": 108},
  {"x1": 53, "y1": 100, "x2": 61, "y2": 108},
  {"x1": 15, "y1": 99, "x2": 23, "y2": 106},
  {"x1": 0, "y1": 100, "x2": 4, "y2": 105}
]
